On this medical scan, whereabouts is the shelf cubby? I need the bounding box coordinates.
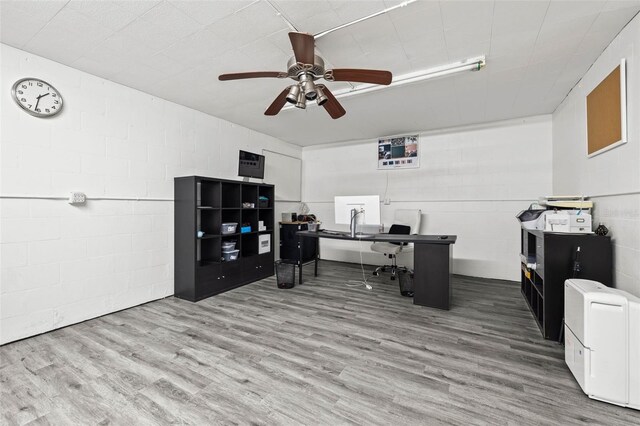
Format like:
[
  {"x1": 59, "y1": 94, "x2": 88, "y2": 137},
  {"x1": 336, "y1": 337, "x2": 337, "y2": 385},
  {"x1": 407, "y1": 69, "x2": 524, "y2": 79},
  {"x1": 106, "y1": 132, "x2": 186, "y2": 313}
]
[
  {"x1": 241, "y1": 209, "x2": 258, "y2": 232},
  {"x1": 241, "y1": 184, "x2": 258, "y2": 207},
  {"x1": 221, "y1": 182, "x2": 241, "y2": 208},
  {"x1": 198, "y1": 180, "x2": 221, "y2": 208},
  {"x1": 259, "y1": 209, "x2": 274, "y2": 230},
  {"x1": 198, "y1": 208, "x2": 221, "y2": 236},
  {"x1": 241, "y1": 233, "x2": 259, "y2": 257},
  {"x1": 258, "y1": 186, "x2": 274, "y2": 208}
]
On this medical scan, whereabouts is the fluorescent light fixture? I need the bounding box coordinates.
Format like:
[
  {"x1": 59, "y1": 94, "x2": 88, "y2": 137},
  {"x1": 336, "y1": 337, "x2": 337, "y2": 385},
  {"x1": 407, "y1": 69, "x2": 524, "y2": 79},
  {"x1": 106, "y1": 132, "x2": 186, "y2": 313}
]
[
  {"x1": 314, "y1": 0, "x2": 418, "y2": 39},
  {"x1": 282, "y1": 56, "x2": 485, "y2": 111},
  {"x1": 331, "y1": 56, "x2": 486, "y2": 100}
]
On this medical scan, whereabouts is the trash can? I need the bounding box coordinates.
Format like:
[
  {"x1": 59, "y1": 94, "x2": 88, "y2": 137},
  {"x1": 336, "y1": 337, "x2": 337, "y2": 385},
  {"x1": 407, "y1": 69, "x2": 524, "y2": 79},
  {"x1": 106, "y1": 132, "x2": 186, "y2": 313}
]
[
  {"x1": 397, "y1": 270, "x2": 414, "y2": 297},
  {"x1": 275, "y1": 260, "x2": 296, "y2": 289}
]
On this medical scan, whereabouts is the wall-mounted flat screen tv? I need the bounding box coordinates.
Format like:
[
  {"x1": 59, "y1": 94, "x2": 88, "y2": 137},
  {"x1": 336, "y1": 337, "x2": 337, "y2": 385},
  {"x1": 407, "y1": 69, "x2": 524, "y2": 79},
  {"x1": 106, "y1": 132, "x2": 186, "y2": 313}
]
[{"x1": 238, "y1": 150, "x2": 265, "y2": 179}]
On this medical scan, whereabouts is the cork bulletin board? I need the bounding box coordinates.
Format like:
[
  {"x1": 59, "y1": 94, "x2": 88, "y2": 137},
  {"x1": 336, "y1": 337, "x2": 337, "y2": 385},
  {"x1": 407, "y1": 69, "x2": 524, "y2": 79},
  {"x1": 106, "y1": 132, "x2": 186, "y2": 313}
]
[{"x1": 586, "y1": 59, "x2": 627, "y2": 157}]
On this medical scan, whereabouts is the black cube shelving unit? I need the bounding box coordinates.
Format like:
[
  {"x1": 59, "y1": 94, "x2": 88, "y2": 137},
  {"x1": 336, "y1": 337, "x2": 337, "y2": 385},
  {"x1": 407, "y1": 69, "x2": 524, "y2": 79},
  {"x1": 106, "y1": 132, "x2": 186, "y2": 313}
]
[{"x1": 174, "y1": 176, "x2": 275, "y2": 302}]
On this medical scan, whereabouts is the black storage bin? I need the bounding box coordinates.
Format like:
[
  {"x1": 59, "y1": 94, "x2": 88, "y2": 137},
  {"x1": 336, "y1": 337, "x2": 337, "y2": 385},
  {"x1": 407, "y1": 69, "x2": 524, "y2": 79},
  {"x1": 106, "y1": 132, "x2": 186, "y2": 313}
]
[
  {"x1": 398, "y1": 270, "x2": 414, "y2": 297},
  {"x1": 275, "y1": 260, "x2": 296, "y2": 289}
]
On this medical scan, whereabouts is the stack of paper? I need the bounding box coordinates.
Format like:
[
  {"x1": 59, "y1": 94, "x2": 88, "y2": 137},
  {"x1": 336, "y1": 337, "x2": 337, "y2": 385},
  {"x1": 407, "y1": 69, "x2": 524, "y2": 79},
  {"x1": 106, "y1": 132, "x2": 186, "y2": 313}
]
[{"x1": 539, "y1": 195, "x2": 593, "y2": 209}]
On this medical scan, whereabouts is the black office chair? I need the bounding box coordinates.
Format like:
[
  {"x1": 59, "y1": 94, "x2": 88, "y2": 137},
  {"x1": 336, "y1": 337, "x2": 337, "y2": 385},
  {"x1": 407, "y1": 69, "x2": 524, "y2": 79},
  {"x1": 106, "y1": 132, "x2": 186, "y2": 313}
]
[
  {"x1": 371, "y1": 224, "x2": 411, "y2": 280},
  {"x1": 371, "y1": 209, "x2": 421, "y2": 280}
]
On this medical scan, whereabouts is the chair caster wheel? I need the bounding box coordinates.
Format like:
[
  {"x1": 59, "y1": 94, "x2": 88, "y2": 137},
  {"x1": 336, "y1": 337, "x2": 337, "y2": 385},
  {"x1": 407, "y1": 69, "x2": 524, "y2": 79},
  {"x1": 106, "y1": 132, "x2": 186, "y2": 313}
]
[{"x1": 390, "y1": 276, "x2": 396, "y2": 281}]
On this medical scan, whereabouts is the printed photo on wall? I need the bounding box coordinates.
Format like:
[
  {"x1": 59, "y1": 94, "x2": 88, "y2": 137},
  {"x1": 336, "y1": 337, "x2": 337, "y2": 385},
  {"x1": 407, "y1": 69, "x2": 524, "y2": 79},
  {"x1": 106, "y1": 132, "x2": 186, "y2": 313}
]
[{"x1": 377, "y1": 135, "x2": 419, "y2": 169}]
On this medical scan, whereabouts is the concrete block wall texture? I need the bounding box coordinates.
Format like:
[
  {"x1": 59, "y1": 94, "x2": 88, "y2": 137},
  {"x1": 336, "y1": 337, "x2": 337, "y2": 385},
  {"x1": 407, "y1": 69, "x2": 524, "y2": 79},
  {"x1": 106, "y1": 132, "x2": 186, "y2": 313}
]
[{"x1": 0, "y1": 44, "x2": 301, "y2": 344}]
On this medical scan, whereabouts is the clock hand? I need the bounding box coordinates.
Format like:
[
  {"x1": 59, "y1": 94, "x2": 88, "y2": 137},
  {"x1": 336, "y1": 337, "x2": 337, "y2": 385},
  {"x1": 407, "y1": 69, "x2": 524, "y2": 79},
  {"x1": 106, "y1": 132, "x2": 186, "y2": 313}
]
[{"x1": 34, "y1": 93, "x2": 49, "y2": 111}]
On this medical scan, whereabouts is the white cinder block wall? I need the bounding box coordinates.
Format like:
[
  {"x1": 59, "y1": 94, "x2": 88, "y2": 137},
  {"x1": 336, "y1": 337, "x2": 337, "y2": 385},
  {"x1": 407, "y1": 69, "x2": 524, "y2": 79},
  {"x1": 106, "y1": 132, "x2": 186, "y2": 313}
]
[
  {"x1": 552, "y1": 13, "x2": 640, "y2": 297},
  {"x1": 301, "y1": 116, "x2": 553, "y2": 281},
  {"x1": 0, "y1": 45, "x2": 301, "y2": 344}
]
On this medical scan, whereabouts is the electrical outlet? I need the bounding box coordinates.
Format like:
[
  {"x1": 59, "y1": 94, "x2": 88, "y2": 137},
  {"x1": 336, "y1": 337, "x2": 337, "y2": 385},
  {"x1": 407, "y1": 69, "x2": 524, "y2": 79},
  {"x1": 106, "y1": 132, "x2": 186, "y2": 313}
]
[
  {"x1": 384, "y1": 198, "x2": 391, "y2": 205},
  {"x1": 68, "y1": 192, "x2": 86, "y2": 205}
]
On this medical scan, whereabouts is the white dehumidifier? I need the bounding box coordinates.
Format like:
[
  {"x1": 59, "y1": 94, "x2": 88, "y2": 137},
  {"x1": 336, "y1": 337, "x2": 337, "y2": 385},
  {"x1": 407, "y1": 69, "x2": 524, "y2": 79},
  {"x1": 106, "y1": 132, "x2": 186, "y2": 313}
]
[{"x1": 564, "y1": 278, "x2": 640, "y2": 409}]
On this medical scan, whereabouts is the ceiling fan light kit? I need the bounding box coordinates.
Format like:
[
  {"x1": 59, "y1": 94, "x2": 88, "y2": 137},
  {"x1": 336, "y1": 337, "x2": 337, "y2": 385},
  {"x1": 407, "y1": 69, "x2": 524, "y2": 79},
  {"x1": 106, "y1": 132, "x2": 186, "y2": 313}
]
[
  {"x1": 315, "y1": 86, "x2": 328, "y2": 106},
  {"x1": 295, "y1": 90, "x2": 307, "y2": 109}
]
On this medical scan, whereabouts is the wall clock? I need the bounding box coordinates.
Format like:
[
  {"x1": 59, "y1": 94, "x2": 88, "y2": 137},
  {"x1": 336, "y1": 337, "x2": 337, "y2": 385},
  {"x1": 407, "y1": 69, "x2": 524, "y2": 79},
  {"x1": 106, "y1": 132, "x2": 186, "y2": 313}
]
[{"x1": 11, "y1": 77, "x2": 63, "y2": 118}]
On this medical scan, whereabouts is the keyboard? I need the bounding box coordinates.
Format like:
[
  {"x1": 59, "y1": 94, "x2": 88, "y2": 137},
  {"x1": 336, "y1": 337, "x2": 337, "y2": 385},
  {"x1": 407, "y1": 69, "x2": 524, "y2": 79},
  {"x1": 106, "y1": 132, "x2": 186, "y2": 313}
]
[{"x1": 320, "y1": 229, "x2": 348, "y2": 236}]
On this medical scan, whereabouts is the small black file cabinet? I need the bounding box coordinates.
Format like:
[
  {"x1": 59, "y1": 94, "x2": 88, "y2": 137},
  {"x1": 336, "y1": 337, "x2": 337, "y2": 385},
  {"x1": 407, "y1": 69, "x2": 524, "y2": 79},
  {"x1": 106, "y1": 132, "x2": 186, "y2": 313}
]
[
  {"x1": 520, "y1": 229, "x2": 612, "y2": 340},
  {"x1": 279, "y1": 222, "x2": 317, "y2": 264}
]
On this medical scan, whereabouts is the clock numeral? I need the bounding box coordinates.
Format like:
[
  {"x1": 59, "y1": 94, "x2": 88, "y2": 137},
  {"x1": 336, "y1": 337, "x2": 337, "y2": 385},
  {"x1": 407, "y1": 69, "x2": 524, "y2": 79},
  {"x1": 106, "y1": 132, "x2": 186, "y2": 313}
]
[
  {"x1": 17, "y1": 90, "x2": 23, "y2": 94},
  {"x1": 21, "y1": 85, "x2": 27, "y2": 89},
  {"x1": 52, "y1": 94, "x2": 57, "y2": 98},
  {"x1": 21, "y1": 98, "x2": 26, "y2": 102},
  {"x1": 54, "y1": 100, "x2": 59, "y2": 104},
  {"x1": 35, "y1": 108, "x2": 41, "y2": 112},
  {"x1": 28, "y1": 82, "x2": 33, "y2": 86},
  {"x1": 52, "y1": 106, "x2": 56, "y2": 109},
  {"x1": 45, "y1": 109, "x2": 50, "y2": 113},
  {"x1": 37, "y1": 82, "x2": 43, "y2": 87},
  {"x1": 27, "y1": 104, "x2": 32, "y2": 108}
]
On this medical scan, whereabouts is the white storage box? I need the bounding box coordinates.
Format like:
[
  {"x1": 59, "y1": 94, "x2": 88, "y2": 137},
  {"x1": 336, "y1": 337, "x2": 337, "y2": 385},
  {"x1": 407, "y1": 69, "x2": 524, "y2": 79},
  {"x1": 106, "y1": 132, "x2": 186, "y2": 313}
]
[
  {"x1": 222, "y1": 249, "x2": 239, "y2": 262},
  {"x1": 221, "y1": 241, "x2": 236, "y2": 251},
  {"x1": 258, "y1": 234, "x2": 271, "y2": 254},
  {"x1": 221, "y1": 222, "x2": 238, "y2": 235}
]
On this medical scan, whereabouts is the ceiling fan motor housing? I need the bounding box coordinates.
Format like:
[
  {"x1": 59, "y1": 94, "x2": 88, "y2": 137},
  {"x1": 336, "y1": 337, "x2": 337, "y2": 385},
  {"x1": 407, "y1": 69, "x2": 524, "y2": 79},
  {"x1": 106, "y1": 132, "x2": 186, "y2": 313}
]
[{"x1": 287, "y1": 55, "x2": 325, "y2": 79}]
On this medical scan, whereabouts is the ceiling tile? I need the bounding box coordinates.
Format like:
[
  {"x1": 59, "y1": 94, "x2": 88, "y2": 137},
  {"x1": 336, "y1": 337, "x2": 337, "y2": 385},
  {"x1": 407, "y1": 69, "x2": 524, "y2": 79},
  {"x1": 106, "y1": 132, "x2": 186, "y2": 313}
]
[
  {"x1": 160, "y1": 30, "x2": 230, "y2": 66},
  {"x1": 0, "y1": 14, "x2": 46, "y2": 48},
  {"x1": 118, "y1": 17, "x2": 178, "y2": 52},
  {"x1": 141, "y1": 1, "x2": 204, "y2": 39},
  {"x1": 491, "y1": 1, "x2": 549, "y2": 36},
  {"x1": 168, "y1": 0, "x2": 255, "y2": 26},
  {"x1": 271, "y1": 0, "x2": 333, "y2": 26},
  {"x1": 3, "y1": 0, "x2": 640, "y2": 146},
  {"x1": 0, "y1": 0, "x2": 67, "y2": 24},
  {"x1": 66, "y1": 0, "x2": 140, "y2": 31},
  {"x1": 440, "y1": 0, "x2": 493, "y2": 33},
  {"x1": 544, "y1": 0, "x2": 606, "y2": 25}
]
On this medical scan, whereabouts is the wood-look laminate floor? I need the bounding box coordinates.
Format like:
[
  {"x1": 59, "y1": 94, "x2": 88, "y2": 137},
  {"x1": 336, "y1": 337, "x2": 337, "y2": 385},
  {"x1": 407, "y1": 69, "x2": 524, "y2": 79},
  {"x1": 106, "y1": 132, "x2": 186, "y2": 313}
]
[{"x1": 2, "y1": 261, "x2": 639, "y2": 425}]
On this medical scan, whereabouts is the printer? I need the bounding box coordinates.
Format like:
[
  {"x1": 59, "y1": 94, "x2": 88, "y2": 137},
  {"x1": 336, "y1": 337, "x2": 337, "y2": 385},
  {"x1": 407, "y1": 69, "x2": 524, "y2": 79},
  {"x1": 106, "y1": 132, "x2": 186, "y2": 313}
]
[
  {"x1": 564, "y1": 279, "x2": 640, "y2": 409},
  {"x1": 535, "y1": 210, "x2": 592, "y2": 233}
]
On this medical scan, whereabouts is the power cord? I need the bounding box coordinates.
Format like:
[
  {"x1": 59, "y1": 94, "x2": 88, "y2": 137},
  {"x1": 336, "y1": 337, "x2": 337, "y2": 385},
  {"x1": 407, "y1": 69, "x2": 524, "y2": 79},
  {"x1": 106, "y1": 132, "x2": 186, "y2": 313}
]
[{"x1": 346, "y1": 236, "x2": 373, "y2": 290}]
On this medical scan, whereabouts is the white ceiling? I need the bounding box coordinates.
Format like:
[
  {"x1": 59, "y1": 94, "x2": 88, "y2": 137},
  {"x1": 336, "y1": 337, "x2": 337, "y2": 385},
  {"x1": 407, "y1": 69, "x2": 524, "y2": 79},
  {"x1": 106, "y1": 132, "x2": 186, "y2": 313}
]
[{"x1": 1, "y1": 0, "x2": 639, "y2": 146}]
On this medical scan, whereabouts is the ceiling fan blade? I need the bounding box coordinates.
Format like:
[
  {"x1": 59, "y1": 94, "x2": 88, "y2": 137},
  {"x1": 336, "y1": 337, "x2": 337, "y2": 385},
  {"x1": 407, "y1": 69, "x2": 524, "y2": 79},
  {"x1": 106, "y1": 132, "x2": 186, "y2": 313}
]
[
  {"x1": 327, "y1": 68, "x2": 392, "y2": 85},
  {"x1": 219, "y1": 71, "x2": 286, "y2": 81},
  {"x1": 288, "y1": 32, "x2": 315, "y2": 64},
  {"x1": 264, "y1": 87, "x2": 291, "y2": 116},
  {"x1": 318, "y1": 85, "x2": 346, "y2": 119}
]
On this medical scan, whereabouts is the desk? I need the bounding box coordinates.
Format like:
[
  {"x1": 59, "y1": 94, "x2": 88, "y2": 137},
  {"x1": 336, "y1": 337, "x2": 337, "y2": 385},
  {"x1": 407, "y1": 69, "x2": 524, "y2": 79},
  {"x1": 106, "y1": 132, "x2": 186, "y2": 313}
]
[{"x1": 296, "y1": 231, "x2": 457, "y2": 310}]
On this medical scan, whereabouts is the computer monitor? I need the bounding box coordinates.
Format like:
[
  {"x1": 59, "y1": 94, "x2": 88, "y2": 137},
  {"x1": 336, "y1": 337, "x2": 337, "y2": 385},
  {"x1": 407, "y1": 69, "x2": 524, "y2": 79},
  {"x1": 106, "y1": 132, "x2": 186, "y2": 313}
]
[
  {"x1": 238, "y1": 150, "x2": 265, "y2": 179},
  {"x1": 334, "y1": 195, "x2": 381, "y2": 226}
]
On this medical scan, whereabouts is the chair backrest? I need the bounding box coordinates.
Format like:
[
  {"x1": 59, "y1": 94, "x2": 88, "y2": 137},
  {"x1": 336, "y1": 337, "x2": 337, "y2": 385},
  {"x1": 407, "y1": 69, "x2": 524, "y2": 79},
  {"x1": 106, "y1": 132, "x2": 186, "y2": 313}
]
[{"x1": 392, "y1": 209, "x2": 422, "y2": 234}]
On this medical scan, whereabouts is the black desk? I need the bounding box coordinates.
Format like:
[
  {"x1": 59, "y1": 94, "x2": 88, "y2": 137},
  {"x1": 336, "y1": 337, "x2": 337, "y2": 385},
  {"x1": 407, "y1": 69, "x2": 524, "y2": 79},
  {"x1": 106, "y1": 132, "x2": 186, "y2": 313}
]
[{"x1": 296, "y1": 231, "x2": 457, "y2": 310}]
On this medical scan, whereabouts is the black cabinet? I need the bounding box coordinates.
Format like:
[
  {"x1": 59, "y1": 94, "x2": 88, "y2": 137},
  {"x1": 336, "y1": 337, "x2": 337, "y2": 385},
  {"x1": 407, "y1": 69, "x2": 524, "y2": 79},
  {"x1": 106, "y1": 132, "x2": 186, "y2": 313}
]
[
  {"x1": 279, "y1": 222, "x2": 317, "y2": 263},
  {"x1": 174, "y1": 176, "x2": 275, "y2": 302},
  {"x1": 520, "y1": 229, "x2": 612, "y2": 340}
]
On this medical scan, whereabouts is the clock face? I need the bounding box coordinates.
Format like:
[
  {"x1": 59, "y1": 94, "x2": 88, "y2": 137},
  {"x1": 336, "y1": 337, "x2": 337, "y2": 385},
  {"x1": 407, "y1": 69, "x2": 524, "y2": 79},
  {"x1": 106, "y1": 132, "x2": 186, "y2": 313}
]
[{"x1": 11, "y1": 78, "x2": 63, "y2": 118}]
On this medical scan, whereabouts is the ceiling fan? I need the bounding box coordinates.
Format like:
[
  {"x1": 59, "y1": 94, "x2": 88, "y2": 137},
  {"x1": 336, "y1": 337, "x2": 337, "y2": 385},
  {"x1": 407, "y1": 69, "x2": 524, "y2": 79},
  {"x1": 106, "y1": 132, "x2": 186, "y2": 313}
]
[{"x1": 218, "y1": 32, "x2": 392, "y2": 119}]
